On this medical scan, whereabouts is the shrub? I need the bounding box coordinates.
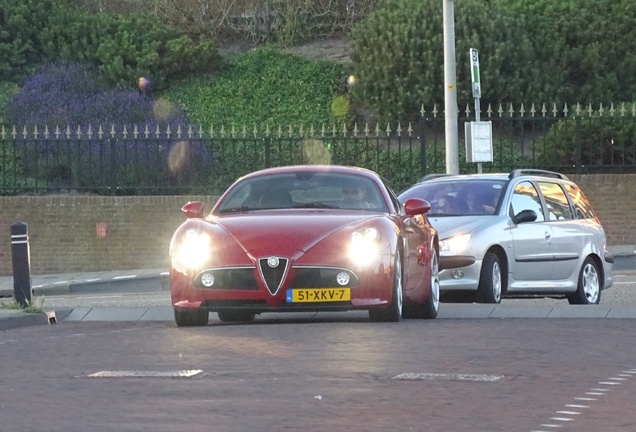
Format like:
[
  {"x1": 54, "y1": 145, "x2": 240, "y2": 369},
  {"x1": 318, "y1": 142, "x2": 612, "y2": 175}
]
[
  {"x1": 0, "y1": 0, "x2": 222, "y2": 88},
  {"x1": 350, "y1": 0, "x2": 636, "y2": 123},
  {"x1": 536, "y1": 114, "x2": 636, "y2": 170},
  {"x1": 161, "y1": 48, "x2": 346, "y2": 128},
  {"x1": 4, "y1": 62, "x2": 187, "y2": 127}
]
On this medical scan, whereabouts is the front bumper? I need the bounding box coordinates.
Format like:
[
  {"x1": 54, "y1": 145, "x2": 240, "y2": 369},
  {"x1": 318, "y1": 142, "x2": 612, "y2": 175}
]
[{"x1": 439, "y1": 256, "x2": 481, "y2": 292}]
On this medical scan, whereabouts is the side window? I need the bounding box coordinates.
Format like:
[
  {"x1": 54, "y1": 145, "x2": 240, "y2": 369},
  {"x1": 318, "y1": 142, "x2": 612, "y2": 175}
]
[
  {"x1": 510, "y1": 181, "x2": 545, "y2": 222},
  {"x1": 564, "y1": 184, "x2": 596, "y2": 219},
  {"x1": 537, "y1": 181, "x2": 573, "y2": 220}
]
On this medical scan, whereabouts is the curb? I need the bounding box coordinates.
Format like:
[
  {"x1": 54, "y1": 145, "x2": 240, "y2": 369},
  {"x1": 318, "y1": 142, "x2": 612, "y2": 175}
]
[
  {"x1": 0, "y1": 274, "x2": 169, "y2": 298},
  {"x1": 0, "y1": 310, "x2": 57, "y2": 331}
]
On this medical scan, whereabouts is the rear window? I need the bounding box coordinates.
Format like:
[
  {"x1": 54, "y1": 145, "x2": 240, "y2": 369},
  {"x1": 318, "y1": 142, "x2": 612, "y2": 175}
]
[
  {"x1": 537, "y1": 181, "x2": 573, "y2": 220},
  {"x1": 563, "y1": 184, "x2": 596, "y2": 219}
]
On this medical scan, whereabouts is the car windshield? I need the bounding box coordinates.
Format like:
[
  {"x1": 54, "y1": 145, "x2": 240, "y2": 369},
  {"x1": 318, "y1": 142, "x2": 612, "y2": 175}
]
[
  {"x1": 215, "y1": 172, "x2": 389, "y2": 213},
  {"x1": 403, "y1": 180, "x2": 506, "y2": 216}
]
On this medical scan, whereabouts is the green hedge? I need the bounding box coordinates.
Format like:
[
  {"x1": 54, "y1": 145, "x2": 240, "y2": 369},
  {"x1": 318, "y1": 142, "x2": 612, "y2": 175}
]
[{"x1": 0, "y1": 0, "x2": 222, "y2": 88}]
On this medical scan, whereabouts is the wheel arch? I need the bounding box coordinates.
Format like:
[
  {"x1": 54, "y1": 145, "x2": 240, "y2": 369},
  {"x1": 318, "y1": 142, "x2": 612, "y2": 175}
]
[
  {"x1": 585, "y1": 252, "x2": 605, "y2": 289},
  {"x1": 486, "y1": 244, "x2": 509, "y2": 293}
]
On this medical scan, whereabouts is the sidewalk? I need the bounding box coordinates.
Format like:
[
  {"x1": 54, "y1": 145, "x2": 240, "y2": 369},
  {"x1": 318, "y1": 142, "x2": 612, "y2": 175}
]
[
  {"x1": 0, "y1": 268, "x2": 169, "y2": 298},
  {"x1": 0, "y1": 268, "x2": 169, "y2": 330}
]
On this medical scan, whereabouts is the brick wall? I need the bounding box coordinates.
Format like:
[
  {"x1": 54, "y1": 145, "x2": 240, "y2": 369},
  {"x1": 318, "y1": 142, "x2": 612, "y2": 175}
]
[
  {"x1": 0, "y1": 195, "x2": 215, "y2": 276},
  {"x1": 0, "y1": 174, "x2": 634, "y2": 277},
  {"x1": 570, "y1": 174, "x2": 636, "y2": 246}
]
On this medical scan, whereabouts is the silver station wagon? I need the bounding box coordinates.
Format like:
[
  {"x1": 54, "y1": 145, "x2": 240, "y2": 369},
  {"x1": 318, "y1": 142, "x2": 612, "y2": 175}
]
[{"x1": 398, "y1": 169, "x2": 614, "y2": 304}]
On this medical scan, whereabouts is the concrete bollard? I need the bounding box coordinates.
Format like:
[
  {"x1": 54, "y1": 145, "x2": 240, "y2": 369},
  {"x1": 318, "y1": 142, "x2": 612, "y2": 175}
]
[{"x1": 10, "y1": 222, "x2": 32, "y2": 308}]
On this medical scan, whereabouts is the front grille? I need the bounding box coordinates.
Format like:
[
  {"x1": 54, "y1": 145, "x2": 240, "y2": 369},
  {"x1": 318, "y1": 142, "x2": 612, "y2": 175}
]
[
  {"x1": 291, "y1": 267, "x2": 359, "y2": 288},
  {"x1": 259, "y1": 257, "x2": 288, "y2": 295}
]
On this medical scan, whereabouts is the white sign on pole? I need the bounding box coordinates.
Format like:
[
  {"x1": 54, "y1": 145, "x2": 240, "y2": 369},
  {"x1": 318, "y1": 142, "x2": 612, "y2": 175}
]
[{"x1": 465, "y1": 121, "x2": 493, "y2": 163}]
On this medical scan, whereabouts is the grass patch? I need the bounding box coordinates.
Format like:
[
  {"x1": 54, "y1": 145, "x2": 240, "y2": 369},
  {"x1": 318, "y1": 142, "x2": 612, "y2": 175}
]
[{"x1": 0, "y1": 297, "x2": 45, "y2": 314}]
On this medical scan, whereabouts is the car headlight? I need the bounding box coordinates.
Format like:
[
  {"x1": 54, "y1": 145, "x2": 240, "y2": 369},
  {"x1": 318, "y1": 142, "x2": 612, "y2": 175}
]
[
  {"x1": 174, "y1": 229, "x2": 212, "y2": 270},
  {"x1": 348, "y1": 227, "x2": 380, "y2": 266},
  {"x1": 439, "y1": 233, "x2": 471, "y2": 255}
]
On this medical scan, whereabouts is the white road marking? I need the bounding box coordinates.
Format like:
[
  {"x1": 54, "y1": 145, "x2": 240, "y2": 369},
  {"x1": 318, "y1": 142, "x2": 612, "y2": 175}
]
[
  {"x1": 391, "y1": 372, "x2": 503, "y2": 382},
  {"x1": 85, "y1": 370, "x2": 203, "y2": 378}
]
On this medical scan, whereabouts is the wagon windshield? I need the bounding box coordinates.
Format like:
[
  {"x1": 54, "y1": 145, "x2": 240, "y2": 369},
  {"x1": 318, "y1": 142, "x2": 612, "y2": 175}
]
[
  {"x1": 401, "y1": 180, "x2": 506, "y2": 216},
  {"x1": 215, "y1": 172, "x2": 389, "y2": 213}
]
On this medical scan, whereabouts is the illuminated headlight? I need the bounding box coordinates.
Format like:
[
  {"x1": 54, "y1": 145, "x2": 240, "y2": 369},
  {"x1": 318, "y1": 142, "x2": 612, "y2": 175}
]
[
  {"x1": 348, "y1": 227, "x2": 380, "y2": 266},
  {"x1": 439, "y1": 233, "x2": 471, "y2": 256},
  {"x1": 175, "y1": 229, "x2": 212, "y2": 269}
]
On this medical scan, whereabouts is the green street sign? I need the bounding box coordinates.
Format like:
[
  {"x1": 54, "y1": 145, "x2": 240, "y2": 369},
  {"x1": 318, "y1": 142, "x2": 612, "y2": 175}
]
[{"x1": 470, "y1": 48, "x2": 481, "y2": 98}]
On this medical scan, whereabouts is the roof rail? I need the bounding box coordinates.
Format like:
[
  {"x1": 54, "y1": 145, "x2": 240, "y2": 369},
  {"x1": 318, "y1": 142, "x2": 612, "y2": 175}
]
[
  {"x1": 418, "y1": 173, "x2": 452, "y2": 182},
  {"x1": 508, "y1": 169, "x2": 569, "y2": 180}
]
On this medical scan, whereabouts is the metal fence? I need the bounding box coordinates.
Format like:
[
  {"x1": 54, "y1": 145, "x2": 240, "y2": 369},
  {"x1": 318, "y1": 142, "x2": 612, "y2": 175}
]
[{"x1": 2, "y1": 102, "x2": 636, "y2": 195}]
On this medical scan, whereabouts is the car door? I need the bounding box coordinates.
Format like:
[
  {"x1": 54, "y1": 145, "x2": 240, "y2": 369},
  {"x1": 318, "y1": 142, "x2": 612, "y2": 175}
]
[
  {"x1": 536, "y1": 180, "x2": 582, "y2": 281},
  {"x1": 508, "y1": 180, "x2": 554, "y2": 284}
]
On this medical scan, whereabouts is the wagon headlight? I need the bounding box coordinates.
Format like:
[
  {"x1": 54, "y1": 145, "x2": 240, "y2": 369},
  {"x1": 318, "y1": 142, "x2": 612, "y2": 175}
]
[
  {"x1": 439, "y1": 233, "x2": 471, "y2": 256},
  {"x1": 174, "y1": 229, "x2": 212, "y2": 269},
  {"x1": 348, "y1": 227, "x2": 380, "y2": 266}
]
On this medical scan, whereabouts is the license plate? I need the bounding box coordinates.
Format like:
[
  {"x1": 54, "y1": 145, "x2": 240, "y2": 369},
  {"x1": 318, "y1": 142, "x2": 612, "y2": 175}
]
[{"x1": 286, "y1": 288, "x2": 351, "y2": 303}]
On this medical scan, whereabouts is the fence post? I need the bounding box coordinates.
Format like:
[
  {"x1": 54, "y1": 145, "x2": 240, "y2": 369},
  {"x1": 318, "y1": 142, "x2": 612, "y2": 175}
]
[
  {"x1": 109, "y1": 139, "x2": 117, "y2": 196},
  {"x1": 419, "y1": 116, "x2": 427, "y2": 176},
  {"x1": 10, "y1": 222, "x2": 32, "y2": 307},
  {"x1": 264, "y1": 138, "x2": 272, "y2": 168},
  {"x1": 574, "y1": 116, "x2": 582, "y2": 174}
]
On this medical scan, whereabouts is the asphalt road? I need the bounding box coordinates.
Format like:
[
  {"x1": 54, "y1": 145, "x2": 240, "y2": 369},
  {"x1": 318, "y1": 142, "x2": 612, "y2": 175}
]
[{"x1": 1, "y1": 318, "x2": 634, "y2": 432}]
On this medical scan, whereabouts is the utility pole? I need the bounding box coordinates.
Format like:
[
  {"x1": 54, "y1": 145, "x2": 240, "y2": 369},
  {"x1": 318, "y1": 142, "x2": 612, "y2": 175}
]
[{"x1": 443, "y1": 0, "x2": 459, "y2": 174}]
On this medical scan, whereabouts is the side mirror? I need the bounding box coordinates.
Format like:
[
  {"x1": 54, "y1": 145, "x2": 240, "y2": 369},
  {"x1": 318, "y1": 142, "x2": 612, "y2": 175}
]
[
  {"x1": 182, "y1": 201, "x2": 204, "y2": 219},
  {"x1": 404, "y1": 198, "x2": 431, "y2": 216},
  {"x1": 513, "y1": 209, "x2": 537, "y2": 224}
]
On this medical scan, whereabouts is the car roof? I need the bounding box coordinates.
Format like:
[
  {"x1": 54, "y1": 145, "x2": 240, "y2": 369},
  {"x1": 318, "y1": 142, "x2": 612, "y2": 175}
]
[
  {"x1": 417, "y1": 169, "x2": 571, "y2": 184},
  {"x1": 240, "y1": 164, "x2": 380, "y2": 180}
]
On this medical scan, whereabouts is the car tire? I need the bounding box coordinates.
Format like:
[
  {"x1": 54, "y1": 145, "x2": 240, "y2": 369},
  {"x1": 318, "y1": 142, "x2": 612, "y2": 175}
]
[
  {"x1": 174, "y1": 308, "x2": 209, "y2": 327},
  {"x1": 217, "y1": 310, "x2": 256, "y2": 323},
  {"x1": 568, "y1": 257, "x2": 601, "y2": 305},
  {"x1": 404, "y1": 248, "x2": 440, "y2": 319},
  {"x1": 478, "y1": 252, "x2": 503, "y2": 304},
  {"x1": 369, "y1": 248, "x2": 403, "y2": 322}
]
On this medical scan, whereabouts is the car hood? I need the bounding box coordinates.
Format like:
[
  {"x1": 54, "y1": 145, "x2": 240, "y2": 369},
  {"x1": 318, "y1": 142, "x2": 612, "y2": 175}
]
[
  {"x1": 427, "y1": 215, "x2": 495, "y2": 238},
  {"x1": 212, "y1": 210, "x2": 378, "y2": 258}
]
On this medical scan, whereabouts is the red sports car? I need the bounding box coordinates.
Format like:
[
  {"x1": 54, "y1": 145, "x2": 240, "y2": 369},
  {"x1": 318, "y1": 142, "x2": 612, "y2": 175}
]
[{"x1": 169, "y1": 165, "x2": 439, "y2": 326}]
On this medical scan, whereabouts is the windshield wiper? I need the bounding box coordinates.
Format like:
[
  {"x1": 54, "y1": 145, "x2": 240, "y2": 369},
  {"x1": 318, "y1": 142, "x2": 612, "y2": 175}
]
[
  {"x1": 218, "y1": 206, "x2": 253, "y2": 214},
  {"x1": 291, "y1": 203, "x2": 339, "y2": 209}
]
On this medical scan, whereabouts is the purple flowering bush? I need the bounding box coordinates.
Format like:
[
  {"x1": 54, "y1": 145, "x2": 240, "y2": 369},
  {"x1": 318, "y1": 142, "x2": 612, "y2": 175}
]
[{"x1": 4, "y1": 62, "x2": 210, "y2": 194}]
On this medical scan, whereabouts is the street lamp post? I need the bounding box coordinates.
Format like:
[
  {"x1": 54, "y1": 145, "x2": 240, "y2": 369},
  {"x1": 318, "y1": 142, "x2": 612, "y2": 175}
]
[{"x1": 443, "y1": 0, "x2": 459, "y2": 174}]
